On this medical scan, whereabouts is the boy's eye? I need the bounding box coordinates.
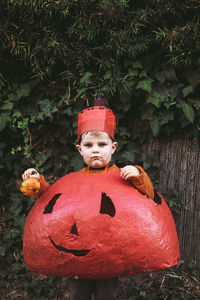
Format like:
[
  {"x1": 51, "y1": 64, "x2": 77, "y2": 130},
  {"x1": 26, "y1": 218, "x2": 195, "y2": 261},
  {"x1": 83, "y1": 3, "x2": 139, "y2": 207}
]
[
  {"x1": 84, "y1": 143, "x2": 92, "y2": 147},
  {"x1": 99, "y1": 143, "x2": 107, "y2": 147}
]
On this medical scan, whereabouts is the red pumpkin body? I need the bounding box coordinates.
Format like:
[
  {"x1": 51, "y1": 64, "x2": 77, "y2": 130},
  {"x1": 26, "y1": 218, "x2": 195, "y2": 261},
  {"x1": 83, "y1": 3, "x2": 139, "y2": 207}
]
[{"x1": 23, "y1": 170, "x2": 180, "y2": 278}]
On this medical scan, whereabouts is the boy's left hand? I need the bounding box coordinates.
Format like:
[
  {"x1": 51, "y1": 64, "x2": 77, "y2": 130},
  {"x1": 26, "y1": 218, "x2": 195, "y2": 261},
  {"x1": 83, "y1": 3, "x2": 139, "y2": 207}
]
[{"x1": 120, "y1": 165, "x2": 140, "y2": 180}]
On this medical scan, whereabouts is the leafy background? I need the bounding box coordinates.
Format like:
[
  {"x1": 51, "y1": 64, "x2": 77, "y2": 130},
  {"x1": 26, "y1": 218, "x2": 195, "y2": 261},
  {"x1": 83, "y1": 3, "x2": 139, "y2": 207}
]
[{"x1": 0, "y1": 0, "x2": 199, "y2": 299}]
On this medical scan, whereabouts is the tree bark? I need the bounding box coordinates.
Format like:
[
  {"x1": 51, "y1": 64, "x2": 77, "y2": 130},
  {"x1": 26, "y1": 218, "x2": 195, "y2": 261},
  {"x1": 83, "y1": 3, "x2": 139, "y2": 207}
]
[{"x1": 142, "y1": 138, "x2": 200, "y2": 267}]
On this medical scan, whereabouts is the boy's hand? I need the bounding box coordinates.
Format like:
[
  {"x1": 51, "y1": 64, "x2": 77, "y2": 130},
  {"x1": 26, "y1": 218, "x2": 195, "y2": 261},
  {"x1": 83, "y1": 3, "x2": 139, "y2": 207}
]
[
  {"x1": 120, "y1": 165, "x2": 140, "y2": 180},
  {"x1": 22, "y1": 168, "x2": 40, "y2": 180}
]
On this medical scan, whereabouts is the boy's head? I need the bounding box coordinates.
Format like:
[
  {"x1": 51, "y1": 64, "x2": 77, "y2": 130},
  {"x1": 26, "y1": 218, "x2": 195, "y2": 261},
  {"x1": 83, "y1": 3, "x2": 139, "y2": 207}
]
[
  {"x1": 76, "y1": 130, "x2": 117, "y2": 169},
  {"x1": 76, "y1": 99, "x2": 118, "y2": 168}
]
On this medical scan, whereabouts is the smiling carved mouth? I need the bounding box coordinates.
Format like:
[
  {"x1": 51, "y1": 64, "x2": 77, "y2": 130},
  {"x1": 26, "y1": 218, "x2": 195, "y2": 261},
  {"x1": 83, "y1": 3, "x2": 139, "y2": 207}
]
[{"x1": 49, "y1": 236, "x2": 91, "y2": 257}]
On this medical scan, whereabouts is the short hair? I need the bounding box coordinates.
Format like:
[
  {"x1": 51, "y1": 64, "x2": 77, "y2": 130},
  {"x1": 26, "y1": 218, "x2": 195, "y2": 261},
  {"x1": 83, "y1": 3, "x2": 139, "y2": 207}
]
[{"x1": 78, "y1": 130, "x2": 114, "y2": 144}]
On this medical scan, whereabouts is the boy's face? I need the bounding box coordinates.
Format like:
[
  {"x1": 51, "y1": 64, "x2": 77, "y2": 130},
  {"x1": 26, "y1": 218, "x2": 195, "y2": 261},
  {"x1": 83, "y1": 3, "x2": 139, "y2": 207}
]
[{"x1": 76, "y1": 131, "x2": 117, "y2": 168}]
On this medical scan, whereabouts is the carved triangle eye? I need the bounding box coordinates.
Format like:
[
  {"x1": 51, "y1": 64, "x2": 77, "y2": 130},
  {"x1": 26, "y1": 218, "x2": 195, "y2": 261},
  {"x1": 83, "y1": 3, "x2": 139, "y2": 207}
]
[
  {"x1": 100, "y1": 193, "x2": 116, "y2": 217},
  {"x1": 71, "y1": 222, "x2": 79, "y2": 235},
  {"x1": 153, "y1": 191, "x2": 162, "y2": 205},
  {"x1": 43, "y1": 193, "x2": 62, "y2": 214}
]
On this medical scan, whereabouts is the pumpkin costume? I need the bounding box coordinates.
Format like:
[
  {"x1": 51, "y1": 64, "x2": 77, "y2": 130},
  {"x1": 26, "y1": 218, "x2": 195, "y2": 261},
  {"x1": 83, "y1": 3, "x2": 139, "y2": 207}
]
[
  {"x1": 23, "y1": 164, "x2": 155, "y2": 300},
  {"x1": 23, "y1": 167, "x2": 179, "y2": 276},
  {"x1": 22, "y1": 99, "x2": 179, "y2": 300}
]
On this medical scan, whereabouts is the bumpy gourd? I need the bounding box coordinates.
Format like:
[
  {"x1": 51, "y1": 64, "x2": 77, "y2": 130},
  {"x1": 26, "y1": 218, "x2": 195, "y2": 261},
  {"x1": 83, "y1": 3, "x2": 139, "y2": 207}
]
[{"x1": 20, "y1": 177, "x2": 40, "y2": 197}]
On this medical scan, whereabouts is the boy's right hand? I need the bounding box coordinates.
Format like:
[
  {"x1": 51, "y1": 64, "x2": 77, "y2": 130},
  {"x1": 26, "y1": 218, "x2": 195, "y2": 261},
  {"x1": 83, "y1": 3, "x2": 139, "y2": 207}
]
[
  {"x1": 20, "y1": 168, "x2": 49, "y2": 199},
  {"x1": 22, "y1": 168, "x2": 40, "y2": 180}
]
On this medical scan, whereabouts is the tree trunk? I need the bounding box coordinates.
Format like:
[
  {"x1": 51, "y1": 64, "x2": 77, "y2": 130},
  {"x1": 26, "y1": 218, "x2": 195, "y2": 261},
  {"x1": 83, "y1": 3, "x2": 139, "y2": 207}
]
[{"x1": 143, "y1": 138, "x2": 200, "y2": 267}]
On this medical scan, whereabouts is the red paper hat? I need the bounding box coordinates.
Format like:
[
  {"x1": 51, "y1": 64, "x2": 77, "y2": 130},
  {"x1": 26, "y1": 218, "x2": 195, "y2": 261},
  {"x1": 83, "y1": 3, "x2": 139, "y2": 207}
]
[{"x1": 77, "y1": 103, "x2": 118, "y2": 141}]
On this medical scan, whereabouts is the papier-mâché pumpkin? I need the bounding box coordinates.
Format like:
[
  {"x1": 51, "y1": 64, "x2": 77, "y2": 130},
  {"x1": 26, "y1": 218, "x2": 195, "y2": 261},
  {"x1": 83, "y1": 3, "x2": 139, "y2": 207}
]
[{"x1": 23, "y1": 170, "x2": 180, "y2": 279}]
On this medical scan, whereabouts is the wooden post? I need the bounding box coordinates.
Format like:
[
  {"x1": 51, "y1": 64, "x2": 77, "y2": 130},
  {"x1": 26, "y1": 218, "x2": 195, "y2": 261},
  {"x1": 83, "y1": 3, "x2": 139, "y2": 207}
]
[{"x1": 143, "y1": 139, "x2": 200, "y2": 267}]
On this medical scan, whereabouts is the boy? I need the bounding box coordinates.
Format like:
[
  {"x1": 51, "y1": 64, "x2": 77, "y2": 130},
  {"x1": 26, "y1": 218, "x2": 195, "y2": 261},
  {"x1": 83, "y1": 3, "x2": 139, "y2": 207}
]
[{"x1": 22, "y1": 99, "x2": 154, "y2": 300}]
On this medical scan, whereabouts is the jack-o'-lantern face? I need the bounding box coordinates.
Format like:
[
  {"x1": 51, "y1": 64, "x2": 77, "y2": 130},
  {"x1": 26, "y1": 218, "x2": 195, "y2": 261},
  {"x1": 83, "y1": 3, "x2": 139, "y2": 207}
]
[
  {"x1": 23, "y1": 171, "x2": 180, "y2": 279},
  {"x1": 45, "y1": 192, "x2": 115, "y2": 257}
]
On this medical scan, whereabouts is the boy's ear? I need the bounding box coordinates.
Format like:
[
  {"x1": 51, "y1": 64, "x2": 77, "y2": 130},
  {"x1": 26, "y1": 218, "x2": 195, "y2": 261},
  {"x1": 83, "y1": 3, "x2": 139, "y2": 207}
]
[
  {"x1": 112, "y1": 142, "x2": 118, "y2": 154},
  {"x1": 76, "y1": 144, "x2": 82, "y2": 155}
]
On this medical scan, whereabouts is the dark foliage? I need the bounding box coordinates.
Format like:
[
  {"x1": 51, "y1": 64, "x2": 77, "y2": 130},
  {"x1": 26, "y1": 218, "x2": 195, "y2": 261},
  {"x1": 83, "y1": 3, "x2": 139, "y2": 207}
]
[{"x1": 0, "y1": 0, "x2": 199, "y2": 298}]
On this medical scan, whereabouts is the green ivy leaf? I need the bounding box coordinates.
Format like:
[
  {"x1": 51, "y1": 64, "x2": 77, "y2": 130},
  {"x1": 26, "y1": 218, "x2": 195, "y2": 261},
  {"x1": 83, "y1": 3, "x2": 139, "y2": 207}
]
[
  {"x1": 16, "y1": 83, "x2": 30, "y2": 99},
  {"x1": 38, "y1": 99, "x2": 52, "y2": 117},
  {"x1": 146, "y1": 93, "x2": 164, "y2": 108},
  {"x1": 168, "y1": 83, "x2": 183, "y2": 100},
  {"x1": 154, "y1": 71, "x2": 166, "y2": 84},
  {"x1": 8, "y1": 93, "x2": 16, "y2": 101},
  {"x1": 104, "y1": 71, "x2": 112, "y2": 80},
  {"x1": 150, "y1": 119, "x2": 159, "y2": 136},
  {"x1": 64, "y1": 107, "x2": 73, "y2": 116},
  {"x1": 163, "y1": 68, "x2": 177, "y2": 82},
  {"x1": 0, "y1": 112, "x2": 11, "y2": 131},
  {"x1": 12, "y1": 110, "x2": 21, "y2": 118},
  {"x1": 80, "y1": 72, "x2": 92, "y2": 85},
  {"x1": 128, "y1": 70, "x2": 138, "y2": 77},
  {"x1": 180, "y1": 101, "x2": 195, "y2": 123},
  {"x1": 132, "y1": 61, "x2": 142, "y2": 69},
  {"x1": 139, "y1": 70, "x2": 147, "y2": 78},
  {"x1": 159, "y1": 110, "x2": 174, "y2": 126},
  {"x1": 76, "y1": 88, "x2": 86, "y2": 98},
  {"x1": 37, "y1": 112, "x2": 44, "y2": 120},
  {"x1": 164, "y1": 102, "x2": 177, "y2": 109},
  {"x1": 136, "y1": 79, "x2": 152, "y2": 93},
  {"x1": 1, "y1": 101, "x2": 13, "y2": 110},
  {"x1": 183, "y1": 85, "x2": 193, "y2": 98}
]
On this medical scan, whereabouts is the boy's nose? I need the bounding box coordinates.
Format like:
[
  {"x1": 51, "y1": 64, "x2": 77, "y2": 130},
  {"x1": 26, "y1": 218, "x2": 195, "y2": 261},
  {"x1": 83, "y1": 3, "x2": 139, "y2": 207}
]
[{"x1": 92, "y1": 146, "x2": 99, "y2": 152}]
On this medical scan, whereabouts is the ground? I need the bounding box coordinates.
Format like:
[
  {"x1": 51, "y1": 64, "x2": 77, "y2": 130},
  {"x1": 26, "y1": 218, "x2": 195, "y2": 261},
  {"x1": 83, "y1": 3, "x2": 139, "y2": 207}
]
[{"x1": 1, "y1": 263, "x2": 199, "y2": 299}]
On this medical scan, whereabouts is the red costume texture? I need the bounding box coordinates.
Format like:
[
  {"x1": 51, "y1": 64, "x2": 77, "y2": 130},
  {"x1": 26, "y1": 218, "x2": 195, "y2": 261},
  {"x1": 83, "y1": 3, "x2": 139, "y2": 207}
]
[{"x1": 23, "y1": 165, "x2": 180, "y2": 278}]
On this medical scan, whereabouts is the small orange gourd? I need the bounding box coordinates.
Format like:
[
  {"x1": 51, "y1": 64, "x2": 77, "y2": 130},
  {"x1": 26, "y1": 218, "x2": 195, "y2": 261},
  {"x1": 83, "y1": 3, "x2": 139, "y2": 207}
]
[{"x1": 20, "y1": 177, "x2": 41, "y2": 197}]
